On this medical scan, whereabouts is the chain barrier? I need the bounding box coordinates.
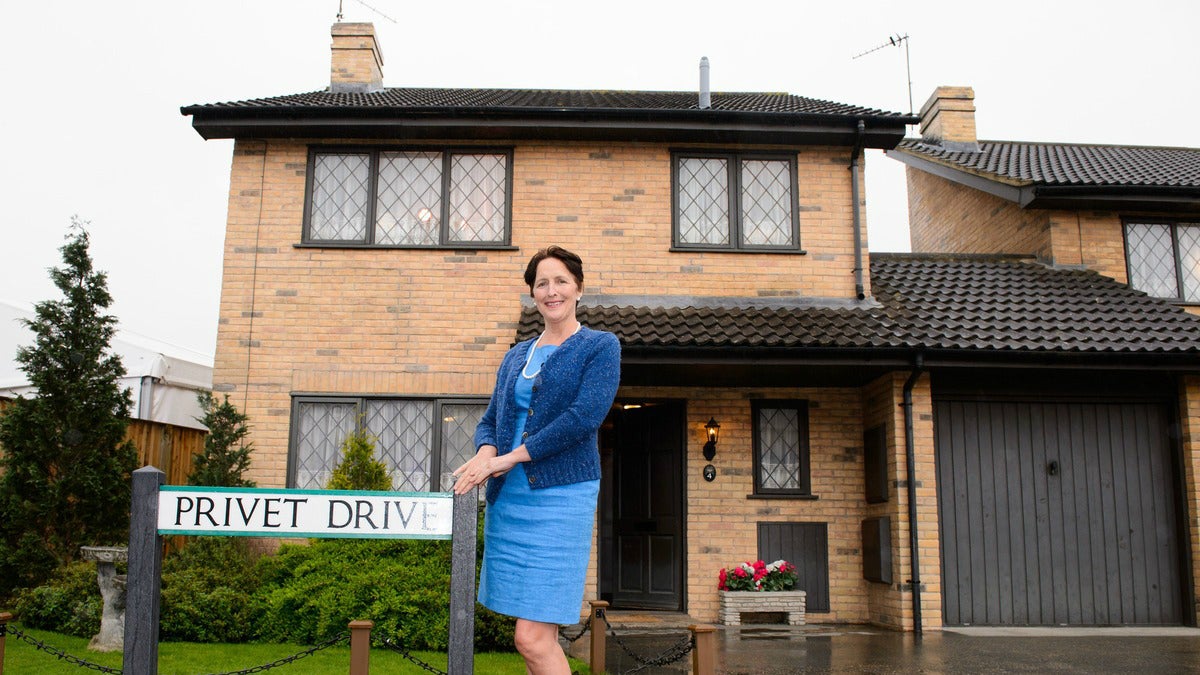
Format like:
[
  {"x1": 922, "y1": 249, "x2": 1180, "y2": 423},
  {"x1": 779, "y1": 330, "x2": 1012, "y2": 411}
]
[
  {"x1": 4, "y1": 624, "x2": 348, "y2": 675},
  {"x1": 379, "y1": 637, "x2": 449, "y2": 675},
  {"x1": 558, "y1": 613, "x2": 592, "y2": 643},
  {"x1": 600, "y1": 615, "x2": 695, "y2": 675},
  {"x1": 5, "y1": 624, "x2": 123, "y2": 673},
  {"x1": 197, "y1": 633, "x2": 349, "y2": 675}
]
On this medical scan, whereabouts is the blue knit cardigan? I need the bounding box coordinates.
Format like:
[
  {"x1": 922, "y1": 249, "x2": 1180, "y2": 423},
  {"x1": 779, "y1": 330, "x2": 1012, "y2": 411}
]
[{"x1": 474, "y1": 326, "x2": 621, "y2": 504}]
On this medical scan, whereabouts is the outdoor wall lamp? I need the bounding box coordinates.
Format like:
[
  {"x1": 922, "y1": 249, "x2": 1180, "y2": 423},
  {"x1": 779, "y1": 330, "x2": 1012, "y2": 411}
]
[{"x1": 702, "y1": 417, "x2": 720, "y2": 461}]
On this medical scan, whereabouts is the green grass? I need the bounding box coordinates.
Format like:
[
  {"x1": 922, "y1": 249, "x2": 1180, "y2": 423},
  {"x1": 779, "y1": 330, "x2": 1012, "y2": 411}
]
[{"x1": 3, "y1": 624, "x2": 593, "y2": 674}]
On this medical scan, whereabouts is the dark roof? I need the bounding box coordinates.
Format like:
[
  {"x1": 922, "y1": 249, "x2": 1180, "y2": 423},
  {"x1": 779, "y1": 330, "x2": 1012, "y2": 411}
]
[
  {"x1": 184, "y1": 88, "x2": 908, "y2": 118},
  {"x1": 517, "y1": 255, "x2": 1200, "y2": 361},
  {"x1": 890, "y1": 139, "x2": 1200, "y2": 211},
  {"x1": 895, "y1": 139, "x2": 1200, "y2": 188},
  {"x1": 182, "y1": 87, "x2": 918, "y2": 147}
]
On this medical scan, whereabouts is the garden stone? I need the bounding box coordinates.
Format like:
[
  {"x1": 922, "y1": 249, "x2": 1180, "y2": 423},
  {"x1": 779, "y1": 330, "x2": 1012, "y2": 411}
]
[{"x1": 81, "y1": 545, "x2": 128, "y2": 652}]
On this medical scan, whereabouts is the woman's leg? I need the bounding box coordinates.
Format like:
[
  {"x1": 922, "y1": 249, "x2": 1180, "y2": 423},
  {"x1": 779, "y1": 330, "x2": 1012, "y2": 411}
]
[{"x1": 513, "y1": 618, "x2": 569, "y2": 675}]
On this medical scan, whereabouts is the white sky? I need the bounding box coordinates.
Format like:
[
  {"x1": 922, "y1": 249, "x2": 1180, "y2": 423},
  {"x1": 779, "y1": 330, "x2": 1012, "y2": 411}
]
[{"x1": 2, "y1": 0, "x2": 1197, "y2": 358}]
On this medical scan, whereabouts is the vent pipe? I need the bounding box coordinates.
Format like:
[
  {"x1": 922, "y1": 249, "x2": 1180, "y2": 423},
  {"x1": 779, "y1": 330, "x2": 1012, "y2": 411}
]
[{"x1": 699, "y1": 57, "x2": 711, "y2": 109}]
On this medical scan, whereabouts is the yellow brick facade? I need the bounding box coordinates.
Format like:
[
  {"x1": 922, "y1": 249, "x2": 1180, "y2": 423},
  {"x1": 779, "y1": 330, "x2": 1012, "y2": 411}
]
[{"x1": 213, "y1": 136, "x2": 914, "y2": 626}]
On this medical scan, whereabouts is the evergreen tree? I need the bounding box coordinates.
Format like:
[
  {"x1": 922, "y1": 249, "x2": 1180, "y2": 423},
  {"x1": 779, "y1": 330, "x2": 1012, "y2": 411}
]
[
  {"x1": 188, "y1": 392, "x2": 255, "y2": 487},
  {"x1": 326, "y1": 426, "x2": 391, "y2": 491},
  {"x1": 0, "y1": 220, "x2": 137, "y2": 597}
]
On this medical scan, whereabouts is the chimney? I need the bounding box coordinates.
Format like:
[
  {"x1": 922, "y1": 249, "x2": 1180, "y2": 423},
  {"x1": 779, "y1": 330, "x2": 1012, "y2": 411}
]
[
  {"x1": 918, "y1": 86, "x2": 978, "y2": 150},
  {"x1": 699, "y1": 57, "x2": 711, "y2": 109},
  {"x1": 330, "y1": 22, "x2": 384, "y2": 93}
]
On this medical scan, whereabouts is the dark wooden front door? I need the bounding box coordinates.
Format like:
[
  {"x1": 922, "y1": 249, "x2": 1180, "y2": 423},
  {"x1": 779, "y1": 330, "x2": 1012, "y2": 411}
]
[{"x1": 606, "y1": 402, "x2": 684, "y2": 610}]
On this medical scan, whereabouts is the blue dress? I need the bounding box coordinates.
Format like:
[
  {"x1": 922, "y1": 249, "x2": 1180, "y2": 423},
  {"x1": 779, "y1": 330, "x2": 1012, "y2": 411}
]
[{"x1": 478, "y1": 344, "x2": 601, "y2": 624}]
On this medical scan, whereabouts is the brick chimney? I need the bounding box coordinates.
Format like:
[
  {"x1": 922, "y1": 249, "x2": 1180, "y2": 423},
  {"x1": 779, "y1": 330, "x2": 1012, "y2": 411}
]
[
  {"x1": 330, "y1": 22, "x2": 384, "y2": 93},
  {"x1": 918, "y1": 86, "x2": 978, "y2": 150}
]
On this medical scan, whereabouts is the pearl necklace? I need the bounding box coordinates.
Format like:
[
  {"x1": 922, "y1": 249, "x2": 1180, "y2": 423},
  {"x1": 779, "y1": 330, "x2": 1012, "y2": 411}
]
[{"x1": 521, "y1": 323, "x2": 581, "y2": 379}]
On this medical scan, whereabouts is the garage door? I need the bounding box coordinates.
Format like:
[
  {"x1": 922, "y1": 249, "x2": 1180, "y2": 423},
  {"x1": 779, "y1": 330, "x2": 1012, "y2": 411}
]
[{"x1": 935, "y1": 399, "x2": 1184, "y2": 626}]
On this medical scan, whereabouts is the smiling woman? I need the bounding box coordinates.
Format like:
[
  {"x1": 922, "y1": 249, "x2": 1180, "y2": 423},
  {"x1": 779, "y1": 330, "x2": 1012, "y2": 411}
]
[{"x1": 452, "y1": 245, "x2": 621, "y2": 675}]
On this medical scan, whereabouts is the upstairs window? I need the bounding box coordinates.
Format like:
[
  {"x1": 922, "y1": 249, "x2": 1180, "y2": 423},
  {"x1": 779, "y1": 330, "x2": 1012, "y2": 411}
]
[
  {"x1": 304, "y1": 149, "x2": 511, "y2": 247},
  {"x1": 1124, "y1": 220, "x2": 1200, "y2": 302},
  {"x1": 290, "y1": 396, "x2": 487, "y2": 494},
  {"x1": 752, "y1": 400, "x2": 811, "y2": 496},
  {"x1": 673, "y1": 152, "x2": 800, "y2": 251}
]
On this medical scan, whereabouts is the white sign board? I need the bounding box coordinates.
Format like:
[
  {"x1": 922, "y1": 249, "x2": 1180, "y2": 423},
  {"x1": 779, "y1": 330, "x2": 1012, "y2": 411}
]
[{"x1": 157, "y1": 486, "x2": 454, "y2": 539}]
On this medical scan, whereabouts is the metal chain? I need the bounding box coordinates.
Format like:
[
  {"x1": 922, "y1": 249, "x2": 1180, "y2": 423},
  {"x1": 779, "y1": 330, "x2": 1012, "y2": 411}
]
[
  {"x1": 199, "y1": 633, "x2": 349, "y2": 675},
  {"x1": 558, "y1": 613, "x2": 592, "y2": 643},
  {"x1": 379, "y1": 637, "x2": 449, "y2": 675},
  {"x1": 5, "y1": 624, "x2": 349, "y2": 675},
  {"x1": 6, "y1": 624, "x2": 124, "y2": 673},
  {"x1": 600, "y1": 615, "x2": 695, "y2": 674}
]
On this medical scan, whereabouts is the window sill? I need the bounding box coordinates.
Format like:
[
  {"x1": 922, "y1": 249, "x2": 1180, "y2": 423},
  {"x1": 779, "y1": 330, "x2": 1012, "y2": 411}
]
[
  {"x1": 294, "y1": 243, "x2": 519, "y2": 251},
  {"x1": 746, "y1": 493, "x2": 819, "y2": 500},
  {"x1": 670, "y1": 246, "x2": 807, "y2": 255}
]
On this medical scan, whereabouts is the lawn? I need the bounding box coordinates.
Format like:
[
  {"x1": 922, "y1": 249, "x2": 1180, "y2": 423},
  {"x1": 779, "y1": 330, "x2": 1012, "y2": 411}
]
[{"x1": 3, "y1": 624, "x2": 593, "y2": 674}]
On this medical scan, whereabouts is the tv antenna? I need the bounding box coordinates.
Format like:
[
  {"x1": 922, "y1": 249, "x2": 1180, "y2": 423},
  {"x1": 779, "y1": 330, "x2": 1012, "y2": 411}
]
[
  {"x1": 853, "y1": 33, "x2": 913, "y2": 115},
  {"x1": 336, "y1": 0, "x2": 398, "y2": 24}
]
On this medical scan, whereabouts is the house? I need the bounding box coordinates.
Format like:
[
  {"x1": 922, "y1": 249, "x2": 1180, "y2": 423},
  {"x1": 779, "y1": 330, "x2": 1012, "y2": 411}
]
[
  {"x1": 889, "y1": 86, "x2": 1200, "y2": 316},
  {"x1": 182, "y1": 24, "x2": 1200, "y2": 630},
  {"x1": 885, "y1": 87, "x2": 1200, "y2": 627}
]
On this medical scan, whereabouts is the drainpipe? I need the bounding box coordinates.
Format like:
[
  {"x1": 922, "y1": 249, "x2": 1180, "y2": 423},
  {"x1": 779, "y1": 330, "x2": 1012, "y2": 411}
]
[
  {"x1": 849, "y1": 120, "x2": 867, "y2": 300},
  {"x1": 901, "y1": 352, "x2": 925, "y2": 638}
]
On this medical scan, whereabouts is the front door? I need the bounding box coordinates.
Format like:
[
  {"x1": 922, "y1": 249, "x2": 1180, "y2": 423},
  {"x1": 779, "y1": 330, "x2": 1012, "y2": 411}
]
[{"x1": 603, "y1": 402, "x2": 685, "y2": 610}]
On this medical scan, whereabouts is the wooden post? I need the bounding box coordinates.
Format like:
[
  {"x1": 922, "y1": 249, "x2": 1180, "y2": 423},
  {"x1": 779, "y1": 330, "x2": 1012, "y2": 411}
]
[
  {"x1": 447, "y1": 490, "x2": 478, "y2": 675},
  {"x1": 1, "y1": 611, "x2": 11, "y2": 675},
  {"x1": 689, "y1": 624, "x2": 716, "y2": 675},
  {"x1": 589, "y1": 600, "x2": 609, "y2": 674},
  {"x1": 348, "y1": 620, "x2": 373, "y2": 675},
  {"x1": 125, "y1": 466, "x2": 165, "y2": 675}
]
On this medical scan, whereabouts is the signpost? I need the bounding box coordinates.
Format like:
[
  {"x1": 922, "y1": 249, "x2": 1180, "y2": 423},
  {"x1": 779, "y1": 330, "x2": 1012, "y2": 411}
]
[{"x1": 123, "y1": 466, "x2": 478, "y2": 675}]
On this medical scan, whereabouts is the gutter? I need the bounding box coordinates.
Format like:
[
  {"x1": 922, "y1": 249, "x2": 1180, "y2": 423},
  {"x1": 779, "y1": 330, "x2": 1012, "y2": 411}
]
[
  {"x1": 849, "y1": 120, "x2": 867, "y2": 299},
  {"x1": 901, "y1": 353, "x2": 925, "y2": 637}
]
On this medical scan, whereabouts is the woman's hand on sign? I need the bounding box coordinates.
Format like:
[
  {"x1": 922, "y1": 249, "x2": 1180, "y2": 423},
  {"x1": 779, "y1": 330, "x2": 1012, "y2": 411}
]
[{"x1": 452, "y1": 445, "x2": 497, "y2": 494}]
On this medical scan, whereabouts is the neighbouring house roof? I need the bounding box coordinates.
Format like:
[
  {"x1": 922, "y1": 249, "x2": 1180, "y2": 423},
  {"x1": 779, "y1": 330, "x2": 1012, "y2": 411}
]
[
  {"x1": 517, "y1": 254, "x2": 1200, "y2": 367},
  {"x1": 889, "y1": 139, "x2": 1200, "y2": 212},
  {"x1": 181, "y1": 87, "x2": 918, "y2": 147}
]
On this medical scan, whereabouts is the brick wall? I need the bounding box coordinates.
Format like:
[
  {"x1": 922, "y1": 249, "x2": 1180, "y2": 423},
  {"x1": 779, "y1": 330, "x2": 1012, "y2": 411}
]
[
  {"x1": 906, "y1": 169, "x2": 1051, "y2": 256},
  {"x1": 214, "y1": 139, "x2": 870, "y2": 487},
  {"x1": 1179, "y1": 375, "x2": 1200, "y2": 620}
]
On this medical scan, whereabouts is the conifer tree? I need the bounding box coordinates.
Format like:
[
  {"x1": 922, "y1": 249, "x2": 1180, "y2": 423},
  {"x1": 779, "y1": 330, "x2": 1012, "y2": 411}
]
[
  {"x1": 326, "y1": 426, "x2": 391, "y2": 491},
  {"x1": 188, "y1": 392, "x2": 255, "y2": 487},
  {"x1": 0, "y1": 220, "x2": 137, "y2": 597}
]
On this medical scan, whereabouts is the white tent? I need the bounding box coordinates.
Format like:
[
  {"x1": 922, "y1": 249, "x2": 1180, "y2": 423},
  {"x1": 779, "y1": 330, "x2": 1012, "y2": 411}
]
[{"x1": 0, "y1": 300, "x2": 214, "y2": 431}]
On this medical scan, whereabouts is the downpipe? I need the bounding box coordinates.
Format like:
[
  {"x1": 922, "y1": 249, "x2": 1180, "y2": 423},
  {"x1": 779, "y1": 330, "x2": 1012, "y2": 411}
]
[
  {"x1": 902, "y1": 353, "x2": 925, "y2": 638},
  {"x1": 849, "y1": 120, "x2": 867, "y2": 300}
]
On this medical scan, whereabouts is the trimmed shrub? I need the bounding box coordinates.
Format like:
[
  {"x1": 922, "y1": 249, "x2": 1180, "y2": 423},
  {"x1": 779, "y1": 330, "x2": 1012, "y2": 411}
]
[
  {"x1": 11, "y1": 560, "x2": 102, "y2": 638},
  {"x1": 160, "y1": 538, "x2": 262, "y2": 642}
]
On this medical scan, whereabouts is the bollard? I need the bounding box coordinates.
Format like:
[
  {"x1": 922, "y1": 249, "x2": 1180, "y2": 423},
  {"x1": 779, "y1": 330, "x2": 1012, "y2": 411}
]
[
  {"x1": 589, "y1": 600, "x2": 609, "y2": 674},
  {"x1": 126, "y1": 466, "x2": 165, "y2": 675},
  {"x1": 349, "y1": 620, "x2": 373, "y2": 675},
  {"x1": 1, "y1": 611, "x2": 11, "y2": 675},
  {"x1": 689, "y1": 624, "x2": 716, "y2": 675}
]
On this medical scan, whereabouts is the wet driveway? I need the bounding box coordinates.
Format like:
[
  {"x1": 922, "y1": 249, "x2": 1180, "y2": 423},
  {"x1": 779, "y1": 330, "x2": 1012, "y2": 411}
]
[{"x1": 569, "y1": 621, "x2": 1200, "y2": 674}]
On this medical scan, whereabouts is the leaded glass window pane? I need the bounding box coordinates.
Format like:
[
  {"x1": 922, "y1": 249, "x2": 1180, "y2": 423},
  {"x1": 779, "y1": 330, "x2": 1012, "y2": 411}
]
[
  {"x1": 439, "y1": 403, "x2": 487, "y2": 494},
  {"x1": 365, "y1": 400, "x2": 434, "y2": 492},
  {"x1": 449, "y1": 154, "x2": 507, "y2": 243},
  {"x1": 376, "y1": 152, "x2": 442, "y2": 245},
  {"x1": 309, "y1": 153, "x2": 370, "y2": 241},
  {"x1": 1178, "y1": 224, "x2": 1200, "y2": 302},
  {"x1": 741, "y1": 159, "x2": 794, "y2": 246},
  {"x1": 294, "y1": 401, "x2": 358, "y2": 489},
  {"x1": 757, "y1": 406, "x2": 802, "y2": 491},
  {"x1": 677, "y1": 157, "x2": 730, "y2": 245},
  {"x1": 1126, "y1": 222, "x2": 1179, "y2": 298}
]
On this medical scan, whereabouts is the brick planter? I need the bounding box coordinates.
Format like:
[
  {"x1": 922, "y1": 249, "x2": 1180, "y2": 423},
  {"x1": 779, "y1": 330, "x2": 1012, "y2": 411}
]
[{"x1": 719, "y1": 590, "x2": 807, "y2": 626}]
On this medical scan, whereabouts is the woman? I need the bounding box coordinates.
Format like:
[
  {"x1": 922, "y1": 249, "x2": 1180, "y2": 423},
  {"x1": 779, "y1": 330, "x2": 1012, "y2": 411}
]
[{"x1": 452, "y1": 245, "x2": 620, "y2": 674}]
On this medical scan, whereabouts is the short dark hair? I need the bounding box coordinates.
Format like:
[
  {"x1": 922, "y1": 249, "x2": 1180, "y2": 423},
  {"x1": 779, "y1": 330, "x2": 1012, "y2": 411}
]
[{"x1": 524, "y1": 245, "x2": 584, "y2": 294}]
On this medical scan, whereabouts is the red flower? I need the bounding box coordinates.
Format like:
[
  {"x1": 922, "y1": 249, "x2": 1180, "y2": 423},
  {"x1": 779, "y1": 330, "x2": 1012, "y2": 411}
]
[{"x1": 733, "y1": 567, "x2": 748, "y2": 578}]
